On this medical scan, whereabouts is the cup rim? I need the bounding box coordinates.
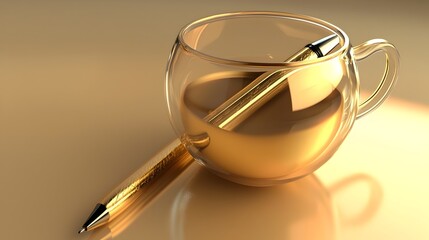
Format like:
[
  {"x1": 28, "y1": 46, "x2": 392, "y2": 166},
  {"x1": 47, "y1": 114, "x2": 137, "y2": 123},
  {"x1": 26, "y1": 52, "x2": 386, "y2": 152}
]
[{"x1": 178, "y1": 11, "x2": 349, "y2": 68}]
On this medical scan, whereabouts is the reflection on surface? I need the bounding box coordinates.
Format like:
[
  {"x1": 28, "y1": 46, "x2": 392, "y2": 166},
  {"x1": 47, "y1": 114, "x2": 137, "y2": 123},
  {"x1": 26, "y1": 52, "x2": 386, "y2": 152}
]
[
  {"x1": 84, "y1": 165, "x2": 383, "y2": 240},
  {"x1": 170, "y1": 168, "x2": 335, "y2": 240},
  {"x1": 168, "y1": 168, "x2": 381, "y2": 240},
  {"x1": 329, "y1": 174, "x2": 383, "y2": 226}
]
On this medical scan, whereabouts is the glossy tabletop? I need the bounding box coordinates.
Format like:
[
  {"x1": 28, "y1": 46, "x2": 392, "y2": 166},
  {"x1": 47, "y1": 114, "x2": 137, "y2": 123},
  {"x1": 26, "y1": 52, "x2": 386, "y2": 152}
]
[{"x1": 0, "y1": 1, "x2": 428, "y2": 239}]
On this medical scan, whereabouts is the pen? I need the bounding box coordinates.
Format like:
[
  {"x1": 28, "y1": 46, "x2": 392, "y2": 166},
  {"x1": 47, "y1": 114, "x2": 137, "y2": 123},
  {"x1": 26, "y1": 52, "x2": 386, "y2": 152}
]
[
  {"x1": 78, "y1": 34, "x2": 340, "y2": 233},
  {"x1": 85, "y1": 141, "x2": 197, "y2": 240}
]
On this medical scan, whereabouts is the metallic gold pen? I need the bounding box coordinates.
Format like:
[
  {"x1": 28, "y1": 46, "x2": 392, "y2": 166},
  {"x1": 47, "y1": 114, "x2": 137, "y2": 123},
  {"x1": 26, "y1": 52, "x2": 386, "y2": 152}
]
[{"x1": 78, "y1": 34, "x2": 339, "y2": 234}]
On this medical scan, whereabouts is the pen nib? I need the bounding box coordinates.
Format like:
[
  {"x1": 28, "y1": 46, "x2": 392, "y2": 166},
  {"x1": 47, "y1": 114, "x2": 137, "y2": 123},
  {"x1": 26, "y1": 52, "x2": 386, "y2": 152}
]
[{"x1": 78, "y1": 227, "x2": 86, "y2": 234}]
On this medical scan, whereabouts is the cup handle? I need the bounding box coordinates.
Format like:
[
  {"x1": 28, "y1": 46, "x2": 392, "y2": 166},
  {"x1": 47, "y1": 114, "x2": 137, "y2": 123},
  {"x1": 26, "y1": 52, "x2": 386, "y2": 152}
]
[{"x1": 352, "y1": 39, "x2": 400, "y2": 118}]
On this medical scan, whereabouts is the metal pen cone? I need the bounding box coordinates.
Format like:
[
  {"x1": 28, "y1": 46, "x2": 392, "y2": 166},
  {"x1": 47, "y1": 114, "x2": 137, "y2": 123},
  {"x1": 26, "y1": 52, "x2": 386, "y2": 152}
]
[
  {"x1": 79, "y1": 203, "x2": 109, "y2": 233},
  {"x1": 312, "y1": 34, "x2": 340, "y2": 56}
]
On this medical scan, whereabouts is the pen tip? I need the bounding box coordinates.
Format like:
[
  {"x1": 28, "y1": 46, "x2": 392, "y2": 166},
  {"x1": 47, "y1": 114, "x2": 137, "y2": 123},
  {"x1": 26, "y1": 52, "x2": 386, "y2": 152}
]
[{"x1": 78, "y1": 227, "x2": 86, "y2": 234}]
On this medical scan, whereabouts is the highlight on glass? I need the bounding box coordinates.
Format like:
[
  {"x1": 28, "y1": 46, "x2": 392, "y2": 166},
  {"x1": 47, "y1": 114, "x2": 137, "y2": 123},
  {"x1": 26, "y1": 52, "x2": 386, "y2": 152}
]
[{"x1": 166, "y1": 11, "x2": 399, "y2": 186}]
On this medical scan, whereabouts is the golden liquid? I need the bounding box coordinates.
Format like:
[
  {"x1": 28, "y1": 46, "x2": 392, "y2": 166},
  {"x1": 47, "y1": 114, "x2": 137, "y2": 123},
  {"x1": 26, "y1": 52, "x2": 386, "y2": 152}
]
[{"x1": 181, "y1": 73, "x2": 344, "y2": 182}]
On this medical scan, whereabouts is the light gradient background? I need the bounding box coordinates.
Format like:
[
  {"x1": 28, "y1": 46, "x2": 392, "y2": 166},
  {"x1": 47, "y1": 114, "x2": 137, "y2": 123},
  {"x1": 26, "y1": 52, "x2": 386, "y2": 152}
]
[{"x1": 0, "y1": 0, "x2": 428, "y2": 239}]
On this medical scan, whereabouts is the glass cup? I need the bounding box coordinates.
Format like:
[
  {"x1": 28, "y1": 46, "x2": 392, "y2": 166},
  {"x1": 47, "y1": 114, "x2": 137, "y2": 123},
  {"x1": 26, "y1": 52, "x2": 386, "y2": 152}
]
[{"x1": 165, "y1": 12, "x2": 399, "y2": 186}]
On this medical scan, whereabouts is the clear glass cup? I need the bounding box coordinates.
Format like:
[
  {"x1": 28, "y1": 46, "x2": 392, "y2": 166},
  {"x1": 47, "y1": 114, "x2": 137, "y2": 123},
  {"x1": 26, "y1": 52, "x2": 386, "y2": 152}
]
[{"x1": 165, "y1": 12, "x2": 399, "y2": 186}]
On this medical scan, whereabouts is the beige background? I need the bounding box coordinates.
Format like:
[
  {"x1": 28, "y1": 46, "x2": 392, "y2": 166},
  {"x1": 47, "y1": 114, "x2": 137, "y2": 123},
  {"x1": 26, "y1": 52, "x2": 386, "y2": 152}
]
[{"x1": 1, "y1": 0, "x2": 428, "y2": 239}]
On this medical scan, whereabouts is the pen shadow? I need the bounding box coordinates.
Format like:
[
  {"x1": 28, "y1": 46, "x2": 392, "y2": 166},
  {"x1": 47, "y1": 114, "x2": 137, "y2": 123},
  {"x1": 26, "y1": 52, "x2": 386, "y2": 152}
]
[{"x1": 169, "y1": 168, "x2": 383, "y2": 240}]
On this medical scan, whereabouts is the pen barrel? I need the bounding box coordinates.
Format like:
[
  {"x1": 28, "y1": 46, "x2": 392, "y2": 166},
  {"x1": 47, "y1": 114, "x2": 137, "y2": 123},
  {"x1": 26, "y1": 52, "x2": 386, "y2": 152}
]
[
  {"x1": 102, "y1": 139, "x2": 193, "y2": 216},
  {"x1": 204, "y1": 69, "x2": 288, "y2": 130},
  {"x1": 204, "y1": 48, "x2": 318, "y2": 131},
  {"x1": 285, "y1": 47, "x2": 319, "y2": 62}
]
